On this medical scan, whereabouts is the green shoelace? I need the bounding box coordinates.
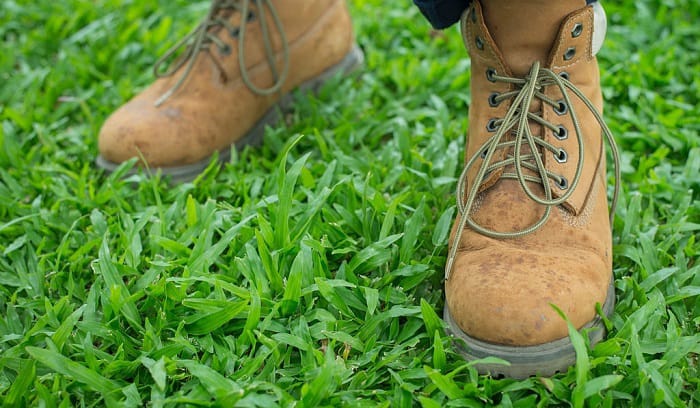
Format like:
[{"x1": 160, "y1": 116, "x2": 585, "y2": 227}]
[
  {"x1": 153, "y1": 0, "x2": 289, "y2": 106},
  {"x1": 444, "y1": 62, "x2": 620, "y2": 280}
]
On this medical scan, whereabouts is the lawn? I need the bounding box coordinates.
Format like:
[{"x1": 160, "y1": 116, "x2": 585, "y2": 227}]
[{"x1": 1, "y1": 0, "x2": 699, "y2": 406}]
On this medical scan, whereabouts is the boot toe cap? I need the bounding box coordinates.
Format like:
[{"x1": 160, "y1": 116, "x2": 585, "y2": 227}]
[
  {"x1": 98, "y1": 100, "x2": 211, "y2": 168},
  {"x1": 446, "y1": 247, "x2": 608, "y2": 346}
]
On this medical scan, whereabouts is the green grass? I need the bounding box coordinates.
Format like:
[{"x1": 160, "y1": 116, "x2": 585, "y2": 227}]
[{"x1": 1, "y1": 0, "x2": 700, "y2": 406}]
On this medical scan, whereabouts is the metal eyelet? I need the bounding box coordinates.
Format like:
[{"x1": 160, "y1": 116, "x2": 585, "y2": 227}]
[
  {"x1": 572, "y1": 23, "x2": 583, "y2": 38},
  {"x1": 557, "y1": 176, "x2": 569, "y2": 190},
  {"x1": 475, "y1": 36, "x2": 484, "y2": 50},
  {"x1": 559, "y1": 71, "x2": 570, "y2": 80},
  {"x1": 554, "y1": 149, "x2": 568, "y2": 163},
  {"x1": 554, "y1": 100, "x2": 568, "y2": 115},
  {"x1": 555, "y1": 125, "x2": 568, "y2": 140},
  {"x1": 486, "y1": 68, "x2": 497, "y2": 82},
  {"x1": 564, "y1": 47, "x2": 576, "y2": 61},
  {"x1": 488, "y1": 92, "x2": 500, "y2": 107},
  {"x1": 486, "y1": 119, "x2": 499, "y2": 132},
  {"x1": 219, "y1": 44, "x2": 232, "y2": 56},
  {"x1": 230, "y1": 11, "x2": 255, "y2": 37}
]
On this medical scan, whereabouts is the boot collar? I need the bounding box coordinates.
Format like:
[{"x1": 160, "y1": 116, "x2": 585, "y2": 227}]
[{"x1": 462, "y1": 0, "x2": 596, "y2": 75}]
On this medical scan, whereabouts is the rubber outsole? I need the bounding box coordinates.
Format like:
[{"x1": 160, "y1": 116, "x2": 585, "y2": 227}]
[
  {"x1": 444, "y1": 280, "x2": 615, "y2": 379},
  {"x1": 96, "y1": 45, "x2": 365, "y2": 184}
]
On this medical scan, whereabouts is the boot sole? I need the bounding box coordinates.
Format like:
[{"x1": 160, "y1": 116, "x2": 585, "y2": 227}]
[
  {"x1": 96, "y1": 45, "x2": 365, "y2": 183},
  {"x1": 443, "y1": 280, "x2": 615, "y2": 379}
]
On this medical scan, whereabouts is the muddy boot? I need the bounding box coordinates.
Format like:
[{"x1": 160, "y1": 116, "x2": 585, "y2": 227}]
[
  {"x1": 97, "y1": 0, "x2": 363, "y2": 182},
  {"x1": 443, "y1": 0, "x2": 620, "y2": 378}
]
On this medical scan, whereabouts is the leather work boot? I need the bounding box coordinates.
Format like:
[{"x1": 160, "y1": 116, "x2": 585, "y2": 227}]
[
  {"x1": 98, "y1": 0, "x2": 363, "y2": 182},
  {"x1": 443, "y1": 0, "x2": 620, "y2": 378}
]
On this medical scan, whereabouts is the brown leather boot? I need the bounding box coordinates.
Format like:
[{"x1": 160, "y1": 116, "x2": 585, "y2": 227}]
[
  {"x1": 444, "y1": 0, "x2": 620, "y2": 378},
  {"x1": 97, "y1": 0, "x2": 362, "y2": 182}
]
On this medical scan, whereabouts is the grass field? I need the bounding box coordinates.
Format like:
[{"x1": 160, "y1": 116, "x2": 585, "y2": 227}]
[{"x1": 1, "y1": 0, "x2": 700, "y2": 406}]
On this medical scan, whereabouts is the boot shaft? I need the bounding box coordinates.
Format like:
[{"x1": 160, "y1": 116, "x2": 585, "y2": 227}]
[
  {"x1": 480, "y1": 0, "x2": 588, "y2": 76},
  {"x1": 461, "y1": 0, "x2": 607, "y2": 216}
]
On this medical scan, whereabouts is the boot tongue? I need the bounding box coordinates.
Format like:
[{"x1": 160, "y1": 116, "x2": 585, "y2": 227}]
[{"x1": 481, "y1": 0, "x2": 586, "y2": 76}]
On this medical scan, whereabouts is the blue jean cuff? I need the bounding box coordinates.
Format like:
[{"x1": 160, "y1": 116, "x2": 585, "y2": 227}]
[{"x1": 413, "y1": 0, "x2": 471, "y2": 29}]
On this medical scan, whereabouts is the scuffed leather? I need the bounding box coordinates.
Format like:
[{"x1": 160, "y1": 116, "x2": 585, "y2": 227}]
[
  {"x1": 445, "y1": 0, "x2": 612, "y2": 346},
  {"x1": 99, "y1": 0, "x2": 355, "y2": 167}
]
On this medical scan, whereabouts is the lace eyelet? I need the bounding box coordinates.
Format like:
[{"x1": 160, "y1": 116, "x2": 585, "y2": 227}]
[
  {"x1": 475, "y1": 36, "x2": 484, "y2": 50},
  {"x1": 572, "y1": 23, "x2": 583, "y2": 38},
  {"x1": 219, "y1": 44, "x2": 232, "y2": 56},
  {"x1": 229, "y1": 28, "x2": 241, "y2": 38},
  {"x1": 555, "y1": 125, "x2": 568, "y2": 140},
  {"x1": 486, "y1": 119, "x2": 499, "y2": 132},
  {"x1": 557, "y1": 176, "x2": 569, "y2": 190},
  {"x1": 471, "y1": 6, "x2": 477, "y2": 23},
  {"x1": 554, "y1": 100, "x2": 568, "y2": 115},
  {"x1": 559, "y1": 71, "x2": 570, "y2": 80},
  {"x1": 564, "y1": 47, "x2": 576, "y2": 61},
  {"x1": 488, "y1": 92, "x2": 500, "y2": 107},
  {"x1": 554, "y1": 149, "x2": 568, "y2": 163},
  {"x1": 486, "y1": 68, "x2": 497, "y2": 82}
]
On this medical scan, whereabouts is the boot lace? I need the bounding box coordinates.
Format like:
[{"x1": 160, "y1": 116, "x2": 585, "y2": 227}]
[
  {"x1": 445, "y1": 62, "x2": 620, "y2": 280},
  {"x1": 152, "y1": 0, "x2": 289, "y2": 106}
]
